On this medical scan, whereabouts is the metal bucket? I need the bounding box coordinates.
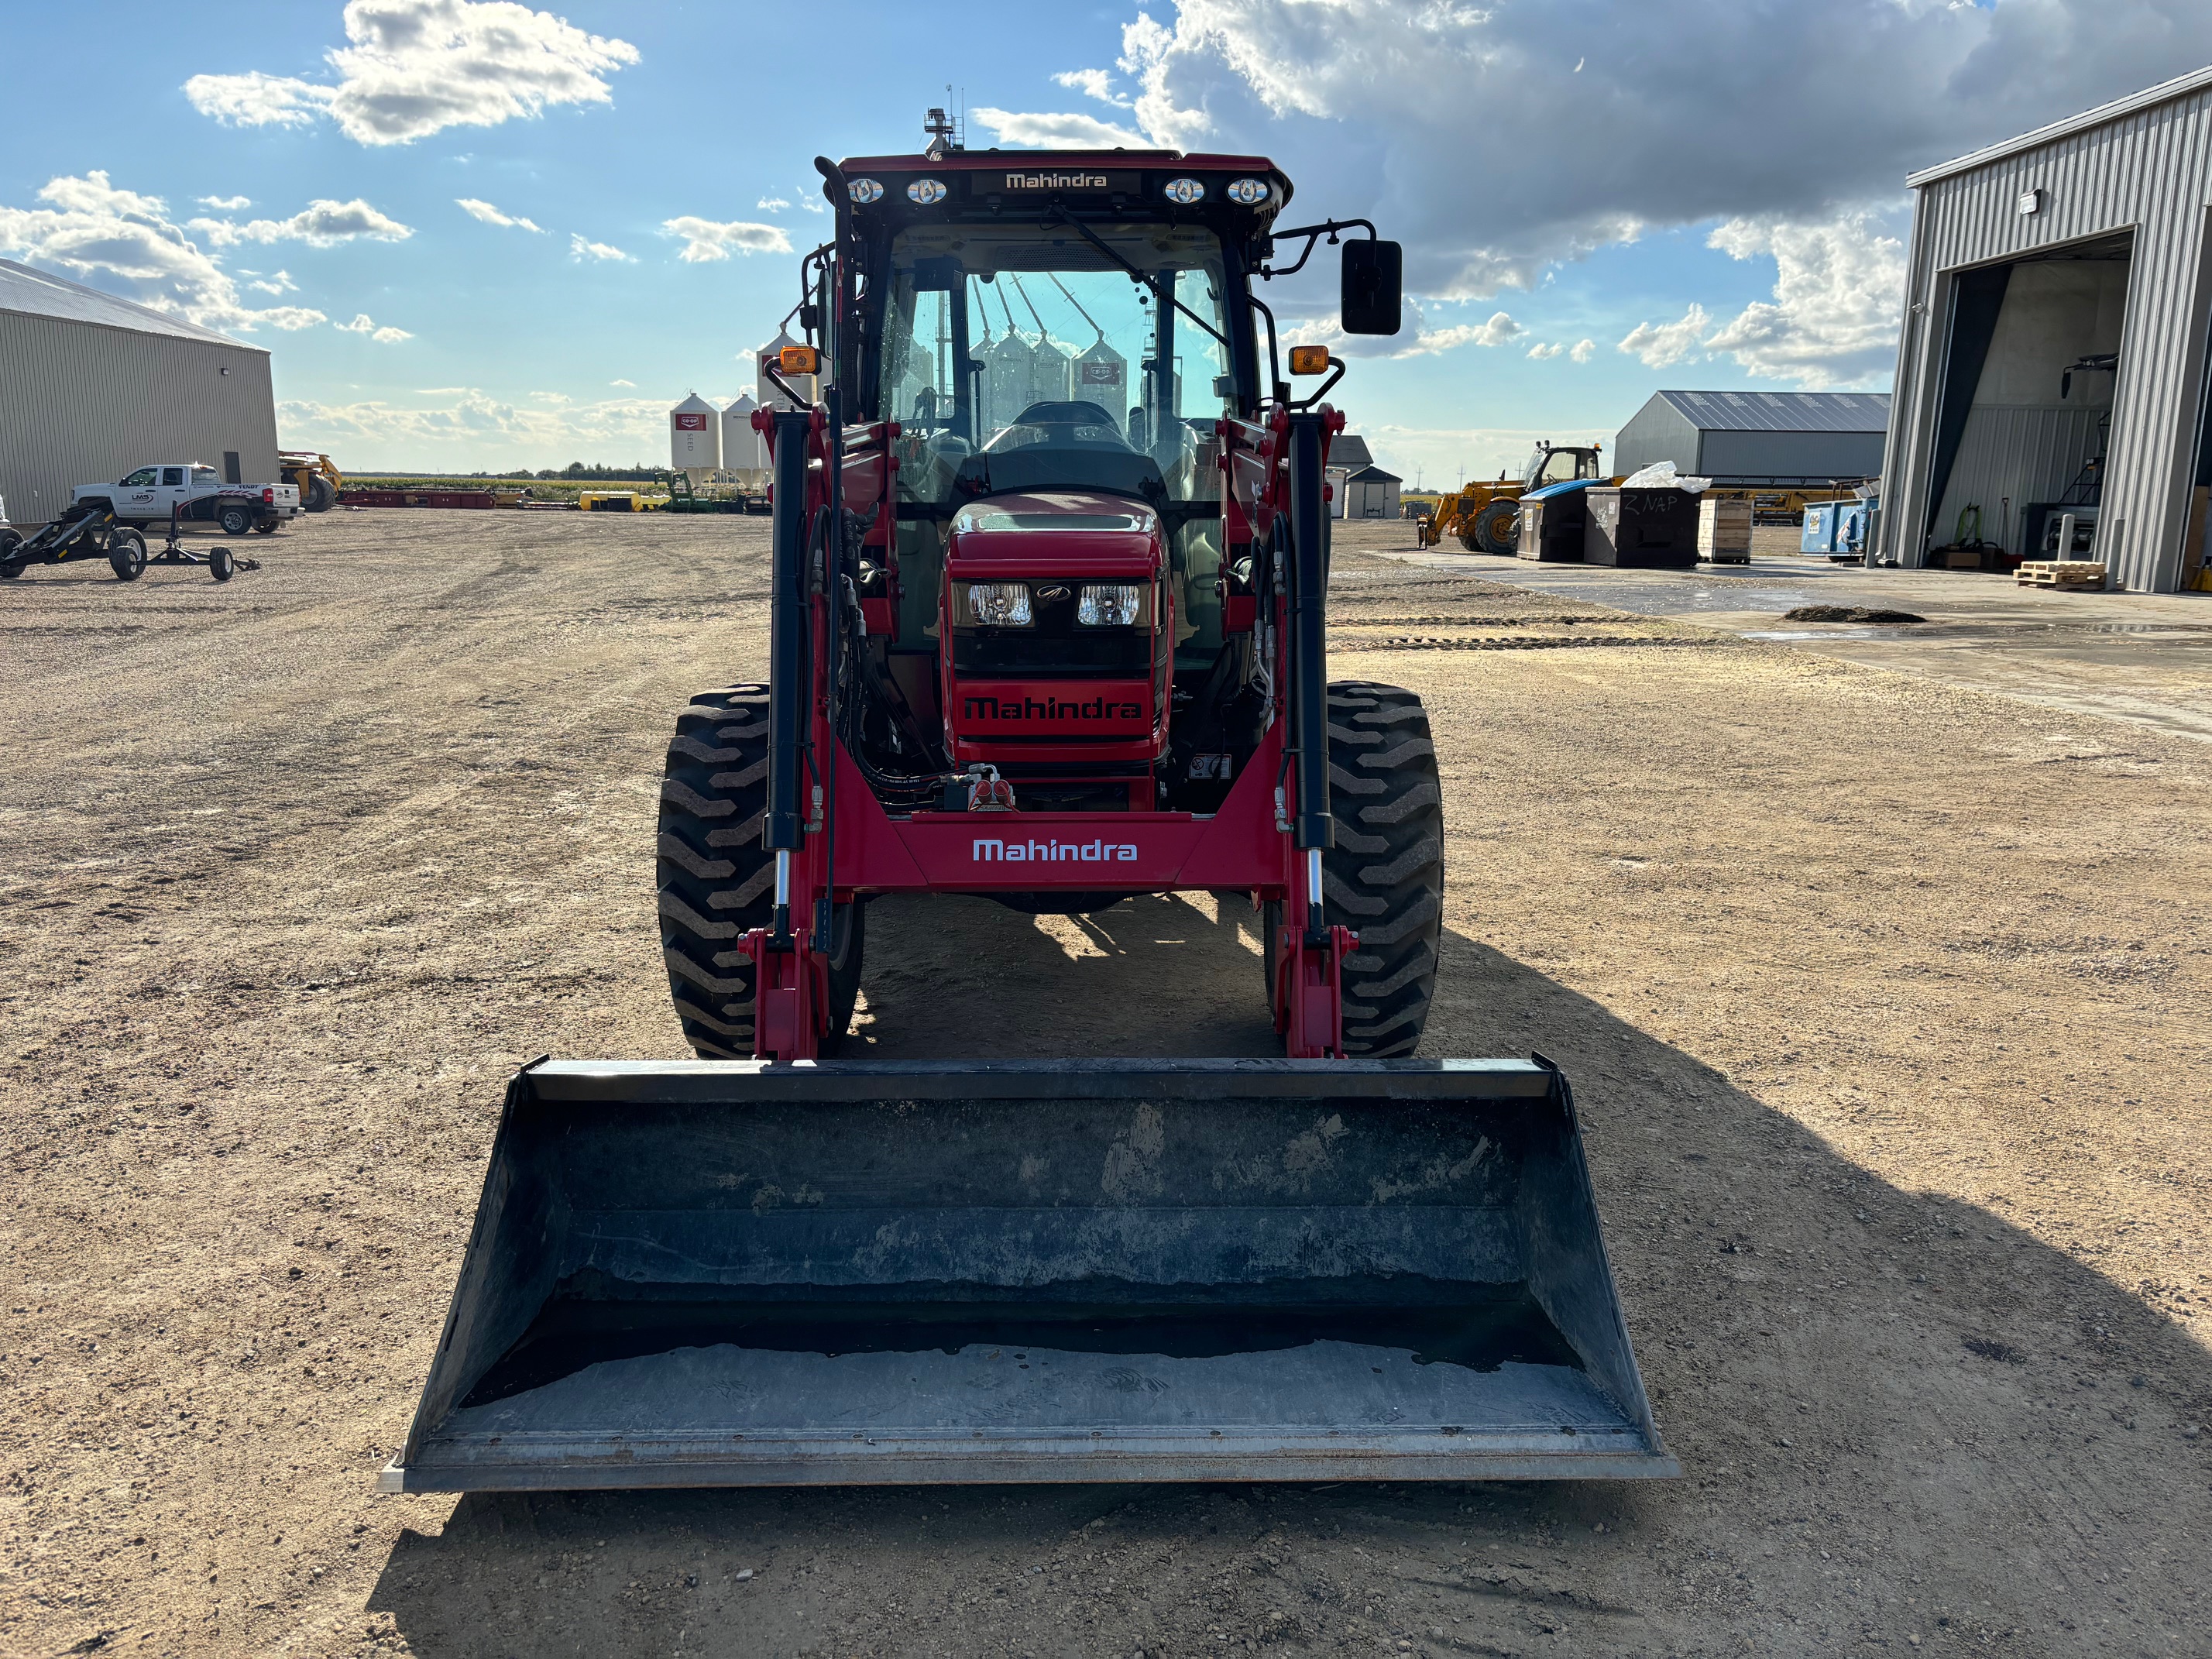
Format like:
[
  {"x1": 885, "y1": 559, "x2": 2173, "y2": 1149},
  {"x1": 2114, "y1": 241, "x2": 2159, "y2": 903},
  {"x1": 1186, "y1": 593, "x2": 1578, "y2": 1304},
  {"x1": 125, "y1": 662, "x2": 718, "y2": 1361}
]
[{"x1": 382, "y1": 1059, "x2": 1676, "y2": 1490}]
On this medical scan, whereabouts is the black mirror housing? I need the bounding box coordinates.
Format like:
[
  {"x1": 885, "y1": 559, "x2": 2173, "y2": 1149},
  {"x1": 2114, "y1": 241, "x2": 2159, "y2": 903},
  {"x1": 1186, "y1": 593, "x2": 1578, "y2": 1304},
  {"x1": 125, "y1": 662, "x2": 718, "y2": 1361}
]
[{"x1": 1341, "y1": 240, "x2": 1403, "y2": 335}]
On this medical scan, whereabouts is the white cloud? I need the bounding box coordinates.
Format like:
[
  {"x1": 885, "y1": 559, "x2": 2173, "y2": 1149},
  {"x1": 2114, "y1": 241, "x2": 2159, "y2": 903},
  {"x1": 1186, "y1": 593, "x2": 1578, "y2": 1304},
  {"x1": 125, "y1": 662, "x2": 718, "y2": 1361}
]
[
  {"x1": 1568, "y1": 338, "x2": 1595, "y2": 364},
  {"x1": 183, "y1": 70, "x2": 335, "y2": 129},
  {"x1": 198, "y1": 194, "x2": 252, "y2": 211},
  {"x1": 1431, "y1": 311, "x2": 1522, "y2": 351},
  {"x1": 661, "y1": 216, "x2": 792, "y2": 263},
  {"x1": 610, "y1": 378, "x2": 635, "y2": 387},
  {"x1": 1617, "y1": 305, "x2": 1712, "y2": 369},
  {"x1": 0, "y1": 170, "x2": 335, "y2": 335},
  {"x1": 1053, "y1": 68, "x2": 1131, "y2": 108},
  {"x1": 276, "y1": 386, "x2": 670, "y2": 469},
  {"x1": 337, "y1": 312, "x2": 411, "y2": 342},
  {"x1": 1527, "y1": 342, "x2": 1564, "y2": 360},
  {"x1": 184, "y1": 0, "x2": 639, "y2": 146},
  {"x1": 1285, "y1": 304, "x2": 1521, "y2": 361},
  {"x1": 569, "y1": 233, "x2": 633, "y2": 263},
  {"x1": 248, "y1": 269, "x2": 298, "y2": 294},
  {"x1": 1082, "y1": 0, "x2": 2212, "y2": 303},
  {"x1": 970, "y1": 107, "x2": 1146, "y2": 148},
  {"x1": 260, "y1": 306, "x2": 331, "y2": 331},
  {"x1": 456, "y1": 197, "x2": 544, "y2": 232},
  {"x1": 756, "y1": 195, "x2": 791, "y2": 212},
  {"x1": 1699, "y1": 209, "x2": 1908, "y2": 384},
  {"x1": 191, "y1": 198, "x2": 414, "y2": 248}
]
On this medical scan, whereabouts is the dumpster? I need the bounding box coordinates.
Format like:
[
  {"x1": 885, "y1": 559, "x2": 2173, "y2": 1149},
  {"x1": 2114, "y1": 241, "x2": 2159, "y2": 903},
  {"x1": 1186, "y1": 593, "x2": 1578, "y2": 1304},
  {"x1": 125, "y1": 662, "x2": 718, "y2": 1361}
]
[{"x1": 1584, "y1": 488, "x2": 1698, "y2": 568}]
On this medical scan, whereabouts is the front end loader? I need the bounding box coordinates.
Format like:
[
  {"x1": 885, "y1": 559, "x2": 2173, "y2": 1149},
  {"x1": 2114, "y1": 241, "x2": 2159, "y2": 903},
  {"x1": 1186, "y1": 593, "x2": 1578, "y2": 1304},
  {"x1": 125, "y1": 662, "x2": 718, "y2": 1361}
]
[{"x1": 384, "y1": 129, "x2": 1674, "y2": 1492}]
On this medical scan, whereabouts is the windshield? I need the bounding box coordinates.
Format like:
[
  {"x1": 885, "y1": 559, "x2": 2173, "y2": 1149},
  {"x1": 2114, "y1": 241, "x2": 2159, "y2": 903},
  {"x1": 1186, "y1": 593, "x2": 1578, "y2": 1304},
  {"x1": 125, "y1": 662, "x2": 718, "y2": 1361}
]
[
  {"x1": 878, "y1": 224, "x2": 1230, "y2": 509},
  {"x1": 875, "y1": 223, "x2": 1234, "y2": 660}
]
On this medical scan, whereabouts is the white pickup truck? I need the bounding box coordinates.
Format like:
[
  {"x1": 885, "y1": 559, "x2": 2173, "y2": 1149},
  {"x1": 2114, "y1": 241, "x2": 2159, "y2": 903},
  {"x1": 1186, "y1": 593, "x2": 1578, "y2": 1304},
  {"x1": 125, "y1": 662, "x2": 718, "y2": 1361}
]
[{"x1": 73, "y1": 462, "x2": 301, "y2": 535}]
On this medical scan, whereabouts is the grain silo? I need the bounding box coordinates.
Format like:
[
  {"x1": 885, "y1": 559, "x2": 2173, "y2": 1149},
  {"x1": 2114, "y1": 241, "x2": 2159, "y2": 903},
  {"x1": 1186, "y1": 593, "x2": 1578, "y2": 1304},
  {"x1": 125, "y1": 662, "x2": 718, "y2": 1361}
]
[
  {"x1": 1074, "y1": 340, "x2": 1128, "y2": 429},
  {"x1": 723, "y1": 392, "x2": 766, "y2": 489},
  {"x1": 670, "y1": 392, "x2": 720, "y2": 481}
]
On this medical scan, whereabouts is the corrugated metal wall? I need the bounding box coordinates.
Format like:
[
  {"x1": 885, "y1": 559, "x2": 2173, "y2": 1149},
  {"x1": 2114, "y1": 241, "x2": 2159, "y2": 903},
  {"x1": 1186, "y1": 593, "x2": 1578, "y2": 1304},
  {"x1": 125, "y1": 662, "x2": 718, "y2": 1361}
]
[
  {"x1": 1613, "y1": 398, "x2": 1697, "y2": 476},
  {"x1": 0, "y1": 314, "x2": 278, "y2": 527},
  {"x1": 1879, "y1": 81, "x2": 2212, "y2": 589},
  {"x1": 1932, "y1": 405, "x2": 2108, "y2": 550},
  {"x1": 1697, "y1": 428, "x2": 1888, "y2": 483}
]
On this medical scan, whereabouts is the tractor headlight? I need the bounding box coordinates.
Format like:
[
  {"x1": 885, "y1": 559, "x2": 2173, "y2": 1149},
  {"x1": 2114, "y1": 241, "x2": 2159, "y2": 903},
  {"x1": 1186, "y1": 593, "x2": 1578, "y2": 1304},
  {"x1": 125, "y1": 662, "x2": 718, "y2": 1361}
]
[
  {"x1": 848, "y1": 177, "x2": 884, "y2": 204},
  {"x1": 1163, "y1": 177, "x2": 1207, "y2": 205},
  {"x1": 906, "y1": 178, "x2": 948, "y2": 205},
  {"x1": 1225, "y1": 177, "x2": 1269, "y2": 205},
  {"x1": 1077, "y1": 583, "x2": 1147, "y2": 627},
  {"x1": 963, "y1": 582, "x2": 1033, "y2": 627}
]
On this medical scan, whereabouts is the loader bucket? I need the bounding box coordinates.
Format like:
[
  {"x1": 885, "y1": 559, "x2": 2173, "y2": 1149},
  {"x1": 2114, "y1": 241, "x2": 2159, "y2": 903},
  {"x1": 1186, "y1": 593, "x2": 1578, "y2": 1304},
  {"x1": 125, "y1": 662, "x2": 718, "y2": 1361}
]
[{"x1": 381, "y1": 1059, "x2": 1676, "y2": 1490}]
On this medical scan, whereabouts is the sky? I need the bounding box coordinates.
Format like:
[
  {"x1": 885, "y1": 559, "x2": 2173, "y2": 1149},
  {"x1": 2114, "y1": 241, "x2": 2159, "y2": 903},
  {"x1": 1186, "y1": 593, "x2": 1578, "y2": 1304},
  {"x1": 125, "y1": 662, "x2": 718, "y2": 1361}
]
[{"x1": 3, "y1": 0, "x2": 2207, "y2": 486}]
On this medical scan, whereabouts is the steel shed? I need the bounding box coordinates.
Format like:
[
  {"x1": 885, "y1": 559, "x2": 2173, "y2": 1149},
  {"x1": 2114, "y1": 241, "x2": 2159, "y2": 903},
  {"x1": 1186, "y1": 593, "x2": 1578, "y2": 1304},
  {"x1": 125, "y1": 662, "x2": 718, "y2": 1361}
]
[
  {"x1": 1877, "y1": 66, "x2": 2212, "y2": 590},
  {"x1": 0, "y1": 259, "x2": 278, "y2": 531},
  {"x1": 1613, "y1": 390, "x2": 1891, "y2": 485}
]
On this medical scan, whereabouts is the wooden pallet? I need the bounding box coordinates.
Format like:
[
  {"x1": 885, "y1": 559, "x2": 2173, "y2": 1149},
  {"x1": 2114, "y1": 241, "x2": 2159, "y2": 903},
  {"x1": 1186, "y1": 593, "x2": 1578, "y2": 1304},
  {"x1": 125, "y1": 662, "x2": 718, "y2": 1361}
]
[{"x1": 2017, "y1": 560, "x2": 2107, "y2": 589}]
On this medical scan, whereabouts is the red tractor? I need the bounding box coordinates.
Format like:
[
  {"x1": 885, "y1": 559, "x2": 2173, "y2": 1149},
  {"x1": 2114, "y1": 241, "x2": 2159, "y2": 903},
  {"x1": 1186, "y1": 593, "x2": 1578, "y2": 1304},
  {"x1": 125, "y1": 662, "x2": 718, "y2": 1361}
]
[
  {"x1": 383, "y1": 129, "x2": 1671, "y2": 1495},
  {"x1": 659, "y1": 145, "x2": 1434, "y2": 1061}
]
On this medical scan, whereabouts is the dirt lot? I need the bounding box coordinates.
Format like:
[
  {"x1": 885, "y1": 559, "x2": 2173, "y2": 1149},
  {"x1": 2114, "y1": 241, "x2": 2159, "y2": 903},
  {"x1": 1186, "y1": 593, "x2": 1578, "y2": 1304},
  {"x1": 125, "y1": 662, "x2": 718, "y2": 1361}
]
[{"x1": 2, "y1": 510, "x2": 2207, "y2": 1657}]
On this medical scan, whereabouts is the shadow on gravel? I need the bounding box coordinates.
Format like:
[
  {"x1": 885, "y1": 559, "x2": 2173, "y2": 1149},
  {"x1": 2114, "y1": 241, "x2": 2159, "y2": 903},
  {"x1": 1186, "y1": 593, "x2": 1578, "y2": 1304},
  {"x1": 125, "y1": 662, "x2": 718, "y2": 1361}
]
[{"x1": 369, "y1": 919, "x2": 2212, "y2": 1657}]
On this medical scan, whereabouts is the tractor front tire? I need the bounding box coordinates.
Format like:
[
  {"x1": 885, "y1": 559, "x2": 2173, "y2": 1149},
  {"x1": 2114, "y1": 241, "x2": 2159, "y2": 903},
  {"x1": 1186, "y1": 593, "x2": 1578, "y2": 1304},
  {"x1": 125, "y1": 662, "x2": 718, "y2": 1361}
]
[
  {"x1": 1473, "y1": 498, "x2": 1520, "y2": 555},
  {"x1": 657, "y1": 684, "x2": 864, "y2": 1058},
  {"x1": 1323, "y1": 681, "x2": 1444, "y2": 1056},
  {"x1": 304, "y1": 476, "x2": 336, "y2": 513}
]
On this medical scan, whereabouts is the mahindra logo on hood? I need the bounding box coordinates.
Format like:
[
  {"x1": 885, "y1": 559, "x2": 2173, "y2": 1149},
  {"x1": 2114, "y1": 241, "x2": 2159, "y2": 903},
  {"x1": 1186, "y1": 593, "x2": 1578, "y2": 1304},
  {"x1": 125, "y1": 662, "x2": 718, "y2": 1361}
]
[
  {"x1": 974, "y1": 837, "x2": 1139, "y2": 864},
  {"x1": 964, "y1": 695, "x2": 1144, "y2": 722}
]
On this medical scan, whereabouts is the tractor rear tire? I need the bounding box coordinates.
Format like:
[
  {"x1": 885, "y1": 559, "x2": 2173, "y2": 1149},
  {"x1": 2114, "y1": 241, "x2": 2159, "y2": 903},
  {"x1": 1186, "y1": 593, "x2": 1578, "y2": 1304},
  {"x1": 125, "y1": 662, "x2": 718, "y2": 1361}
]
[
  {"x1": 657, "y1": 683, "x2": 864, "y2": 1059},
  {"x1": 1473, "y1": 498, "x2": 1520, "y2": 555},
  {"x1": 1322, "y1": 681, "x2": 1444, "y2": 1056},
  {"x1": 304, "y1": 475, "x2": 336, "y2": 513}
]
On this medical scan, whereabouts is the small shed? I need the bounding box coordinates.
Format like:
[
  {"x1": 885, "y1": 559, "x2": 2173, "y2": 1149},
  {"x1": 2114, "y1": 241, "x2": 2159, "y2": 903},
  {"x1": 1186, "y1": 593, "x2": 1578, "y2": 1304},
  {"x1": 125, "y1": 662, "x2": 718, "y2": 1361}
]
[
  {"x1": 1614, "y1": 390, "x2": 1891, "y2": 486},
  {"x1": 1342, "y1": 464, "x2": 1401, "y2": 520}
]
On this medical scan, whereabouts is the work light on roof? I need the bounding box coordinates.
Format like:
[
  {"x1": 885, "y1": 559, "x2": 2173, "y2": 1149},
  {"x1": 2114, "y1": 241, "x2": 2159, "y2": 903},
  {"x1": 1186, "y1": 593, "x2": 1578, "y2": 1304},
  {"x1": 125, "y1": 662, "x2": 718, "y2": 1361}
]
[
  {"x1": 1225, "y1": 178, "x2": 1269, "y2": 205},
  {"x1": 1163, "y1": 177, "x2": 1207, "y2": 205},
  {"x1": 848, "y1": 177, "x2": 884, "y2": 204},
  {"x1": 906, "y1": 178, "x2": 948, "y2": 205}
]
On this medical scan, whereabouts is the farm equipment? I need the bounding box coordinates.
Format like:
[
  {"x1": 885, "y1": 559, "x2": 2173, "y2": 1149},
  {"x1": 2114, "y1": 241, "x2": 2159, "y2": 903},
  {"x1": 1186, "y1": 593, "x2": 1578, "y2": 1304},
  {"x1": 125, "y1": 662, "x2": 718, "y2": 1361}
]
[
  {"x1": 384, "y1": 127, "x2": 1674, "y2": 1493},
  {"x1": 280, "y1": 450, "x2": 343, "y2": 513},
  {"x1": 1418, "y1": 442, "x2": 1608, "y2": 552},
  {"x1": 0, "y1": 501, "x2": 257, "y2": 582}
]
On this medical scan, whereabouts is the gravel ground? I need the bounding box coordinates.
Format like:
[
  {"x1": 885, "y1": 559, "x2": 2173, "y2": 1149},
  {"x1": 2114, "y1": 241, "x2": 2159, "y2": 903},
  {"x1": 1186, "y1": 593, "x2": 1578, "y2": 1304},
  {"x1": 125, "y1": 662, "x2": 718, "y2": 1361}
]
[{"x1": 1, "y1": 510, "x2": 2207, "y2": 1657}]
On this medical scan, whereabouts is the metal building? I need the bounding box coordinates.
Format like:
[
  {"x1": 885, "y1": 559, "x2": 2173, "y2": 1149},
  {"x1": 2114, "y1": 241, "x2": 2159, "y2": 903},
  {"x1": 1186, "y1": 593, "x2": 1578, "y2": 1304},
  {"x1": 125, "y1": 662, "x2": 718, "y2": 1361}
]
[
  {"x1": 1877, "y1": 66, "x2": 2212, "y2": 590},
  {"x1": 0, "y1": 259, "x2": 279, "y2": 529},
  {"x1": 1613, "y1": 390, "x2": 1891, "y2": 485}
]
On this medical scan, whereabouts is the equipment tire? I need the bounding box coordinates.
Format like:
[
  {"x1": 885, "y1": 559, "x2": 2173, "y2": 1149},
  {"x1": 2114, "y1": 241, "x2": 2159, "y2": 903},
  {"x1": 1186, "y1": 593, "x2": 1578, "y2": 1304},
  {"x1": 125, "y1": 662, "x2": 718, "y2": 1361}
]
[
  {"x1": 210, "y1": 547, "x2": 235, "y2": 582},
  {"x1": 218, "y1": 505, "x2": 253, "y2": 535},
  {"x1": 108, "y1": 530, "x2": 147, "y2": 582},
  {"x1": 657, "y1": 683, "x2": 865, "y2": 1058},
  {"x1": 0, "y1": 528, "x2": 21, "y2": 578},
  {"x1": 1321, "y1": 680, "x2": 1444, "y2": 1056},
  {"x1": 304, "y1": 475, "x2": 336, "y2": 513},
  {"x1": 1473, "y1": 497, "x2": 1520, "y2": 555}
]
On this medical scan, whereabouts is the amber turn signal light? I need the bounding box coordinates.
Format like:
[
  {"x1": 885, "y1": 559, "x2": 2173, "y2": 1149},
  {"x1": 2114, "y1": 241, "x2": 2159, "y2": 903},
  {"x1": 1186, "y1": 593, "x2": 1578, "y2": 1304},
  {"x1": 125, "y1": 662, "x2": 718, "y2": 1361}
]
[
  {"x1": 779, "y1": 345, "x2": 821, "y2": 375},
  {"x1": 1288, "y1": 345, "x2": 1331, "y2": 375}
]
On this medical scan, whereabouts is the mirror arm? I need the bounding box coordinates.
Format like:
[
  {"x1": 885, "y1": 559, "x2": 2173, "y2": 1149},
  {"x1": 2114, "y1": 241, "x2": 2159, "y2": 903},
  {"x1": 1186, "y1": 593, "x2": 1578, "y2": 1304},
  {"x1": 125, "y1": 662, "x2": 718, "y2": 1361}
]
[{"x1": 1259, "y1": 218, "x2": 1379, "y2": 280}]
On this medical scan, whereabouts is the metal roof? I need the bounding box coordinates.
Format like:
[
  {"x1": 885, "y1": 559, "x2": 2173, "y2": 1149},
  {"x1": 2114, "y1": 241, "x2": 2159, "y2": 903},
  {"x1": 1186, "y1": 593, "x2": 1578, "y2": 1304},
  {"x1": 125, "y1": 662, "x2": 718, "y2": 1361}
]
[
  {"x1": 0, "y1": 258, "x2": 256, "y2": 349},
  {"x1": 1650, "y1": 390, "x2": 1891, "y2": 434},
  {"x1": 1907, "y1": 64, "x2": 2212, "y2": 187}
]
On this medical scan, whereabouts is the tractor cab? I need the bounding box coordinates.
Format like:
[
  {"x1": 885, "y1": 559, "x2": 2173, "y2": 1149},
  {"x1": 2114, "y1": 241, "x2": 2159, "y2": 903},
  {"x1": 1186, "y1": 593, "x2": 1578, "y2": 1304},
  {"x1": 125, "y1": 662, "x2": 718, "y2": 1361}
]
[{"x1": 1521, "y1": 442, "x2": 1605, "y2": 491}]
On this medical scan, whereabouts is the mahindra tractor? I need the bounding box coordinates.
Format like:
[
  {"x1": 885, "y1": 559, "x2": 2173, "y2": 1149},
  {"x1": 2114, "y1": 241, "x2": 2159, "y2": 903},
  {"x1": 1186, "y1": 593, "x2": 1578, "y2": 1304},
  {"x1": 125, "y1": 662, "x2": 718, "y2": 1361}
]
[{"x1": 383, "y1": 127, "x2": 1672, "y2": 1495}]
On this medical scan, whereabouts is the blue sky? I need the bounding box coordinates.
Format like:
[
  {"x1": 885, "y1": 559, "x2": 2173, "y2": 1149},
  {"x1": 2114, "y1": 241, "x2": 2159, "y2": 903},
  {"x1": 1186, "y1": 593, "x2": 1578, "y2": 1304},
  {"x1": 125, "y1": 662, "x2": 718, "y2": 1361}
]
[{"x1": 3, "y1": 0, "x2": 2204, "y2": 485}]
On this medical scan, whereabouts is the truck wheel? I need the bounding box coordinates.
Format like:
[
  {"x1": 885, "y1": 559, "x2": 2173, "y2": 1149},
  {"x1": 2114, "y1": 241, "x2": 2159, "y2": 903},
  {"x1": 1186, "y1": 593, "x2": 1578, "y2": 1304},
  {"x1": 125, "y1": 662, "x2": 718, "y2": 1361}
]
[
  {"x1": 252, "y1": 520, "x2": 278, "y2": 534},
  {"x1": 657, "y1": 684, "x2": 865, "y2": 1057},
  {"x1": 218, "y1": 505, "x2": 253, "y2": 535},
  {"x1": 1473, "y1": 498, "x2": 1520, "y2": 554},
  {"x1": 304, "y1": 476, "x2": 336, "y2": 513},
  {"x1": 1321, "y1": 681, "x2": 1444, "y2": 1056},
  {"x1": 108, "y1": 530, "x2": 147, "y2": 582}
]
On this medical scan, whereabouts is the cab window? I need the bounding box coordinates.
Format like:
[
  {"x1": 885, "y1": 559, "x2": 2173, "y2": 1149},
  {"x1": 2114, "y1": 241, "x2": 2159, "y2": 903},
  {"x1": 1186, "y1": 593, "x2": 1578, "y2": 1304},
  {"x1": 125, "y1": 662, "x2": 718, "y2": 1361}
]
[
  {"x1": 191, "y1": 467, "x2": 217, "y2": 486},
  {"x1": 121, "y1": 468, "x2": 157, "y2": 487},
  {"x1": 161, "y1": 467, "x2": 185, "y2": 486},
  {"x1": 1537, "y1": 450, "x2": 1583, "y2": 485}
]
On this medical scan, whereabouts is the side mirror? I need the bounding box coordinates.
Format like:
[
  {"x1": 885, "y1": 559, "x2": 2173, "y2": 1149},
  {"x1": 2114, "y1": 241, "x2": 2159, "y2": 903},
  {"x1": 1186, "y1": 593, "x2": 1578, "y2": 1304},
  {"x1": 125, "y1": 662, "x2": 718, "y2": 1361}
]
[{"x1": 1341, "y1": 239, "x2": 1403, "y2": 335}]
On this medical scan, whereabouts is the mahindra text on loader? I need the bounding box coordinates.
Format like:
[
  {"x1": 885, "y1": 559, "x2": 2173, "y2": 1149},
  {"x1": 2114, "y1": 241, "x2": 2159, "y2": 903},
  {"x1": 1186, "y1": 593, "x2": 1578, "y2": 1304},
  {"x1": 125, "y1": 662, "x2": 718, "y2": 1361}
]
[{"x1": 385, "y1": 122, "x2": 1675, "y2": 1491}]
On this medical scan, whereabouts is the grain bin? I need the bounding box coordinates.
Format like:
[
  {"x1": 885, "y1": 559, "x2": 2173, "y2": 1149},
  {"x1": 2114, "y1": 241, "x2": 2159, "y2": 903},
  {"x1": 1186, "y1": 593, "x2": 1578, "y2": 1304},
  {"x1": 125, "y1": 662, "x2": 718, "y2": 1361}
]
[
  {"x1": 723, "y1": 393, "x2": 766, "y2": 489},
  {"x1": 670, "y1": 393, "x2": 721, "y2": 480}
]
